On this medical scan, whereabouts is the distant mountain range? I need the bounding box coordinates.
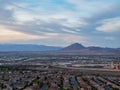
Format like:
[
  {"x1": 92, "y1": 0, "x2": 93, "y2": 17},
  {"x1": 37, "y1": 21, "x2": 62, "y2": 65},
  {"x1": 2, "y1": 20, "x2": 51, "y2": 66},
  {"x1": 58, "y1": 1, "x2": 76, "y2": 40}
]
[
  {"x1": 0, "y1": 44, "x2": 62, "y2": 51},
  {"x1": 0, "y1": 43, "x2": 119, "y2": 55}
]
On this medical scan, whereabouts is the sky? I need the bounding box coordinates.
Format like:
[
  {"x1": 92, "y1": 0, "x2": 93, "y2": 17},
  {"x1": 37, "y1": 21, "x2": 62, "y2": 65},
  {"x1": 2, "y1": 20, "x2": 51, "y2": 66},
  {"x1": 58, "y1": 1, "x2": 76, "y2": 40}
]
[{"x1": 0, "y1": 0, "x2": 120, "y2": 47}]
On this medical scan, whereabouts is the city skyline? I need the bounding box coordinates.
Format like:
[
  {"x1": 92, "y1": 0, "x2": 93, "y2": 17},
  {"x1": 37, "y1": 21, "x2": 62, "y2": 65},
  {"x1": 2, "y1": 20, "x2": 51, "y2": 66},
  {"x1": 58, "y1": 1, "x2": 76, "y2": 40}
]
[{"x1": 0, "y1": 0, "x2": 120, "y2": 47}]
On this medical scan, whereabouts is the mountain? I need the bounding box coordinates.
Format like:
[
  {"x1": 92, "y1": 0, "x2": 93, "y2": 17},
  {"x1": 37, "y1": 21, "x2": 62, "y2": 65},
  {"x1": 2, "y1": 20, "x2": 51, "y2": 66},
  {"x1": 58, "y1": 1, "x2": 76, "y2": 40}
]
[
  {"x1": 60, "y1": 43, "x2": 120, "y2": 55},
  {"x1": 62, "y1": 43, "x2": 85, "y2": 51},
  {"x1": 0, "y1": 44, "x2": 62, "y2": 51},
  {"x1": 0, "y1": 43, "x2": 119, "y2": 55}
]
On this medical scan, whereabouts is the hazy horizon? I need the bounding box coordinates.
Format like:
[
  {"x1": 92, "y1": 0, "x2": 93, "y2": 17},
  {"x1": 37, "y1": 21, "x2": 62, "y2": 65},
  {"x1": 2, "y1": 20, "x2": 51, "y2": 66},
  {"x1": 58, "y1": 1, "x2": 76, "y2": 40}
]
[
  {"x1": 0, "y1": 0, "x2": 120, "y2": 47},
  {"x1": 0, "y1": 43, "x2": 119, "y2": 48}
]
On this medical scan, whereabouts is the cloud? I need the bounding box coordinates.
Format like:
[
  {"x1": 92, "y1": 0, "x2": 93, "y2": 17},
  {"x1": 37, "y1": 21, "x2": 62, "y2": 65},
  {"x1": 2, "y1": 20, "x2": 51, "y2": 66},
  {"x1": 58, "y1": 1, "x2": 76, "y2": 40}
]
[
  {"x1": 37, "y1": 33, "x2": 87, "y2": 46},
  {"x1": 1, "y1": 7, "x2": 87, "y2": 36},
  {"x1": 105, "y1": 36, "x2": 115, "y2": 40},
  {"x1": 13, "y1": 10, "x2": 35, "y2": 23},
  {"x1": 62, "y1": 29, "x2": 78, "y2": 34},
  {"x1": 11, "y1": 33, "x2": 87, "y2": 46},
  {"x1": 0, "y1": 0, "x2": 119, "y2": 47},
  {"x1": 0, "y1": 0, "x2": 87, "y2": 36},
  {"x1": 96, "y1": 17, "x2": 120, "y2": 33},
  {"x1": 66, "y1": 0, "x2": 118, "y2": 17},
  {"x1": 0, "y1": 25, "x2": 56, "y2": 43}
]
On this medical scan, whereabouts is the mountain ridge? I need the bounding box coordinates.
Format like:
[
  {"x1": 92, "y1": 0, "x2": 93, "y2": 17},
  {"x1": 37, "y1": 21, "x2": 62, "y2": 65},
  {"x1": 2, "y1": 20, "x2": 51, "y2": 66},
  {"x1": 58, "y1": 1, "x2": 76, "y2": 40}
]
[
  {"x1": 60, "y1": 43, "x2": 120, "y2": 55},
  {"x1": 0, "y1": 43, "x2": 119, "y2": 54},
  {"x1": 62, "y1": 43, "x2": 118, "y2": 50},
  {"x1": 0, "y1": 44, "x2": 62, "y2": 51}
]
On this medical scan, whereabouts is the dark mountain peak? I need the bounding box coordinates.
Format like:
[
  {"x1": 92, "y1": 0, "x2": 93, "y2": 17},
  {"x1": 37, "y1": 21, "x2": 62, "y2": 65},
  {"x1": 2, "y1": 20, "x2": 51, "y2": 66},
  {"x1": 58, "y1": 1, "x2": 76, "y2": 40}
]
[
  {"x1": 62, "y1": 43, "x2": 85, "y2": 51},
  {"x1": 70, "y1": 43, "x2": 84, "y2": 47},
  {"x1": 72, "y1": 43, "x2": 81, "y2": 45}
]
